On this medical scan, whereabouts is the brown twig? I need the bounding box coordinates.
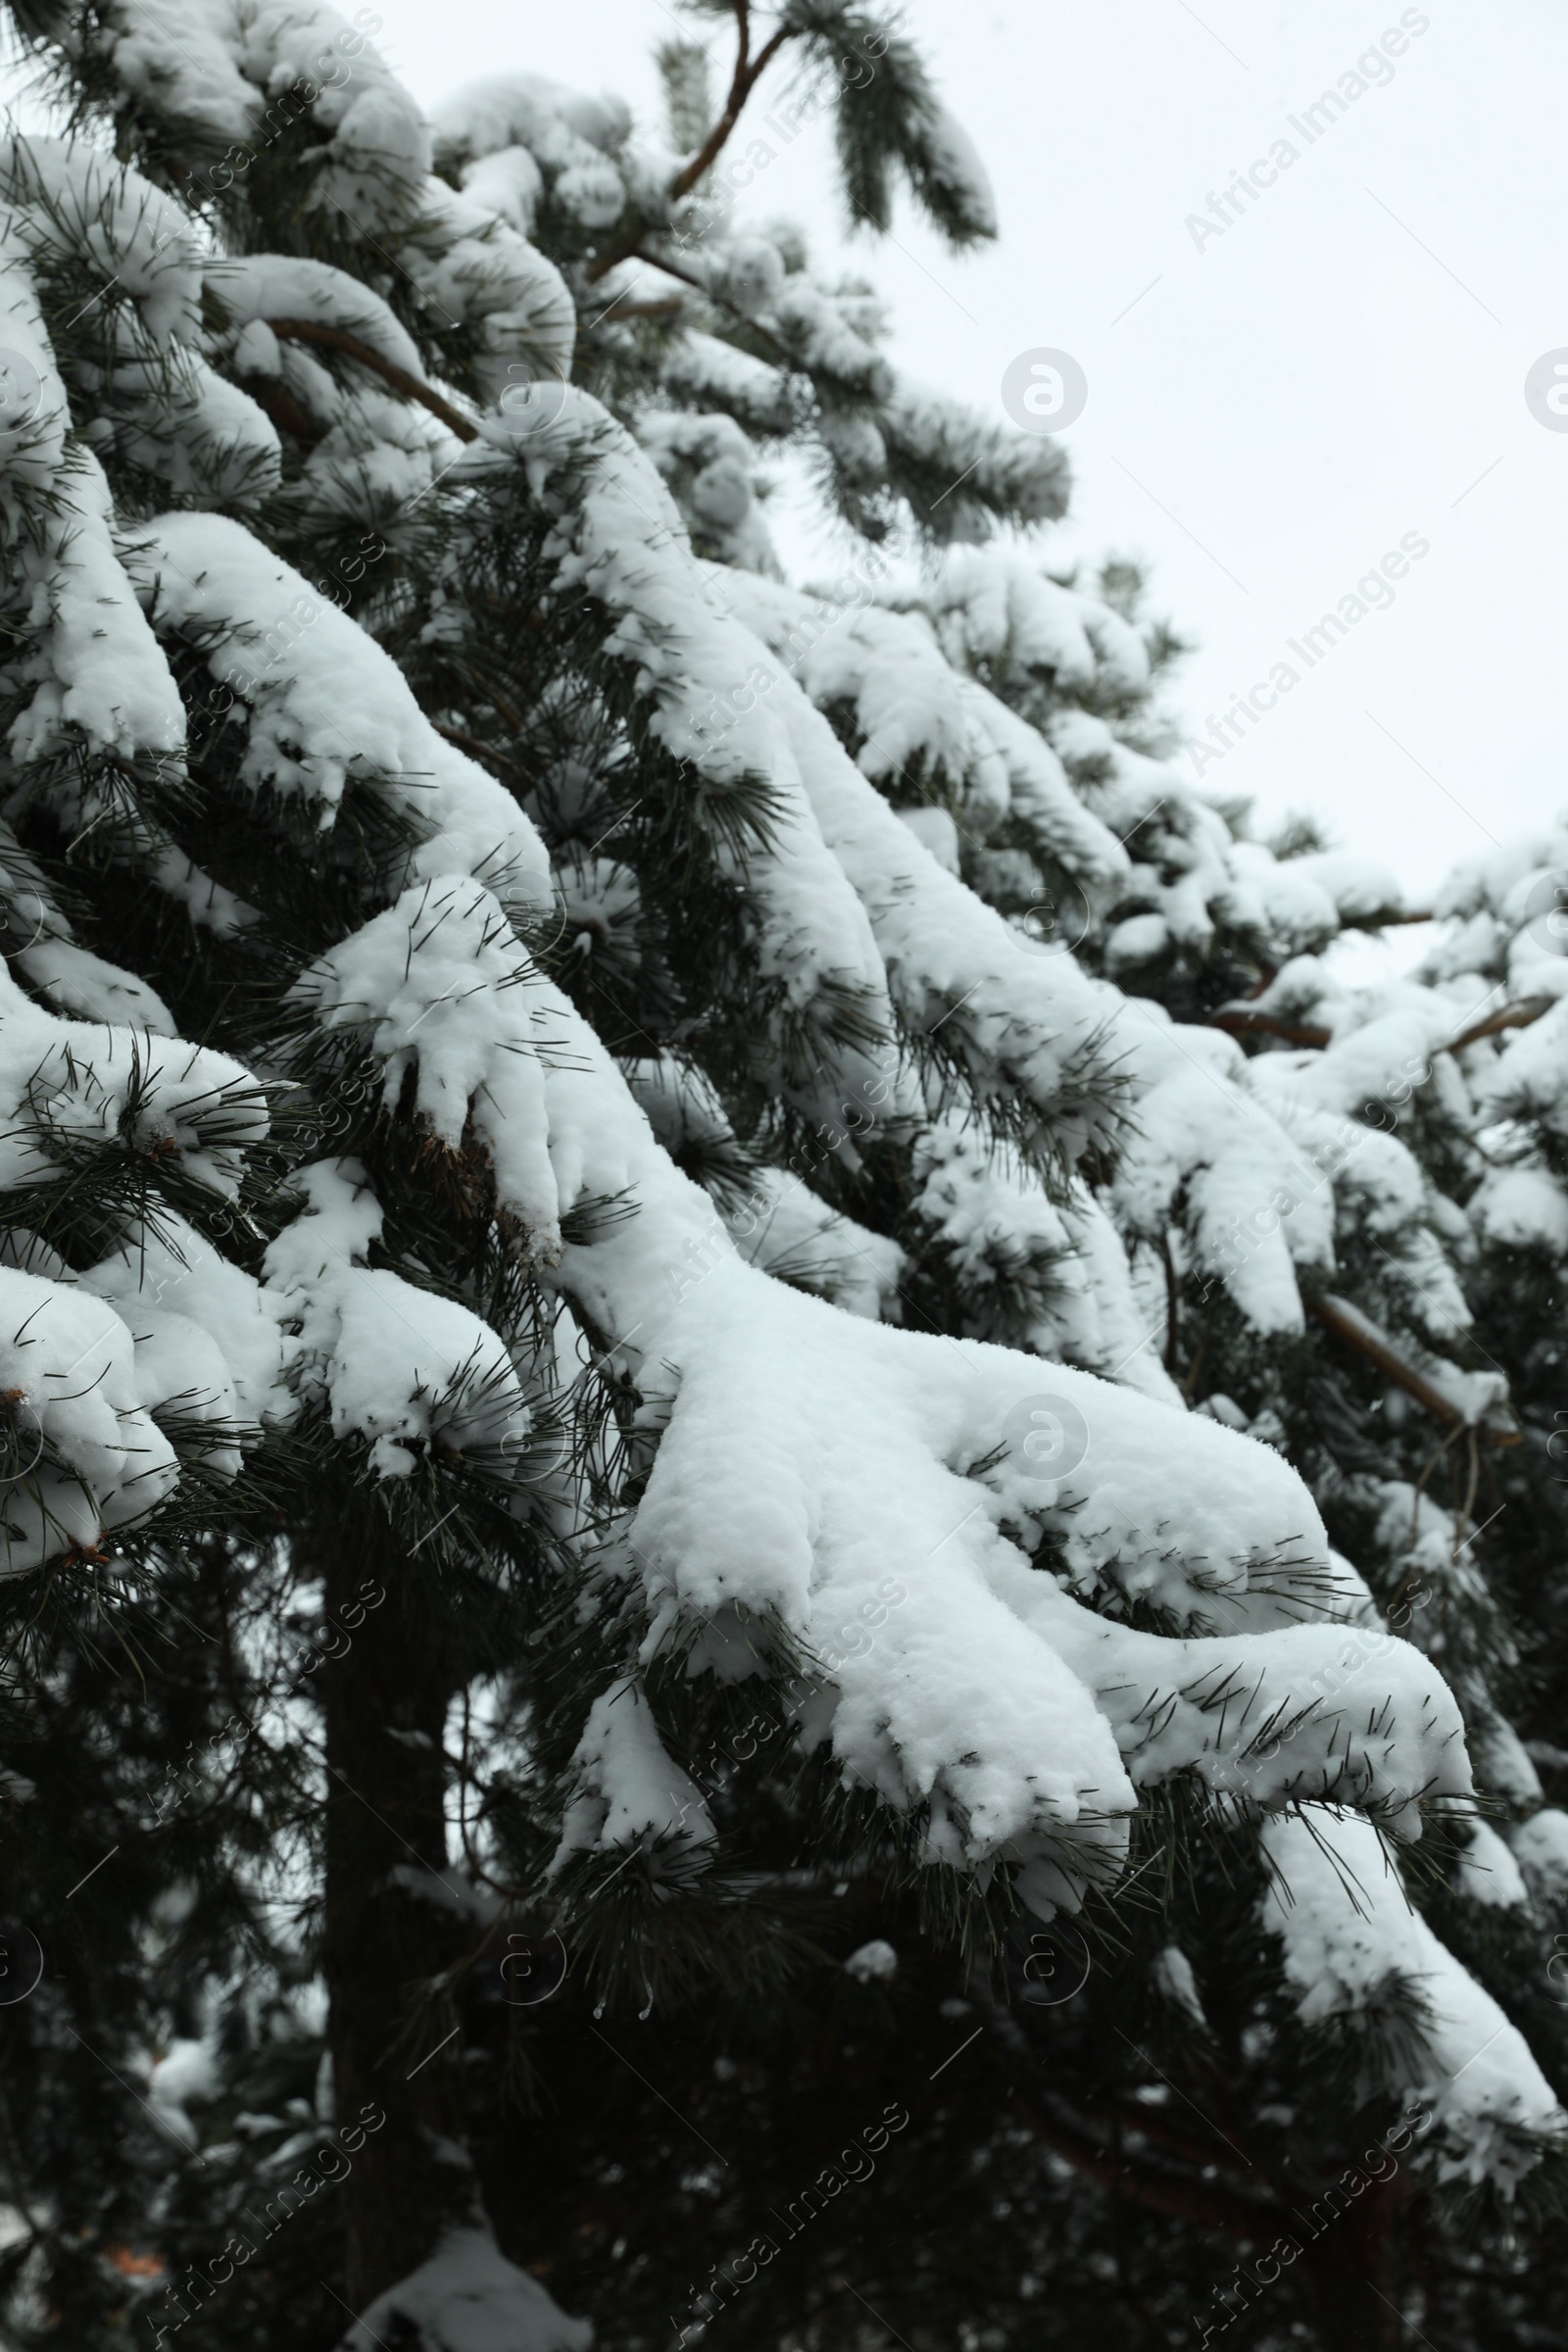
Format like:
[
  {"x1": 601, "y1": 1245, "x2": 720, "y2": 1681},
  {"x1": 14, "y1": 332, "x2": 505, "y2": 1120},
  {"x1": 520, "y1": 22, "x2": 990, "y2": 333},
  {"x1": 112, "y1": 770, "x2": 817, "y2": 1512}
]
[
  {"x1": 1010, "y1": 2087, "x2": 1273, "y2": 2239},
  {"x1": 595, "y1": 296, "x2": 686, "y2": 320},
  {"x1": 1208, "y1": 1007, "x2": 1333, "y2": 1049},
  {"x1": 585, "y1": 2, "x2": 793, "y2": 282},
  {"x1": 1307, "y1": 1295, "x2": 1518, "y2": 1447},
  {"x1": 1157, "y1": 1230, "x2": 1181, "y2": 1373},
  {"x1": 1446, "y1": 996, "x2": 1552, "y2": 1054},
  {"x1": 1210, "y1": 994, "x2": 1549, "y2": 1060},
  {"x1": 593, "y1": 244, "x2": 795, "y2": 371},
  {"x1": 266, "y1": 318, "x2": 479, "y2": 442},
  {"x1": 243, "y1": 372, "x2": 322, "y2": 447},
  {"x1": 672, "y1": 19, "x2": 793, "y2": 200}
]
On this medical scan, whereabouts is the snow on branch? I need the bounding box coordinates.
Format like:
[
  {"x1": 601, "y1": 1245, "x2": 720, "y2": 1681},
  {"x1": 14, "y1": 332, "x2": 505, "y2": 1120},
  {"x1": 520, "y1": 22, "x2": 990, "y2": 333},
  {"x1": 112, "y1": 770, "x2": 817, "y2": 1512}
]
[{"x1": 1262, "y1": 1808, "x2": 1565, "y2": 2188}]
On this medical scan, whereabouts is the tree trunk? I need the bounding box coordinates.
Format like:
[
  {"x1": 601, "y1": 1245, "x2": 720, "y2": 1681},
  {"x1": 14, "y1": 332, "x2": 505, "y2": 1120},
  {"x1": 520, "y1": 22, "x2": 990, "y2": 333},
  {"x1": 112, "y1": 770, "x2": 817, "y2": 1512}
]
[
  {"x1": 318, "y1": 1528, "x2": 475, "y2": 2311},
  {"x1": 1293, "y1": 2176, "x2": 1402, "y2": 2352}
]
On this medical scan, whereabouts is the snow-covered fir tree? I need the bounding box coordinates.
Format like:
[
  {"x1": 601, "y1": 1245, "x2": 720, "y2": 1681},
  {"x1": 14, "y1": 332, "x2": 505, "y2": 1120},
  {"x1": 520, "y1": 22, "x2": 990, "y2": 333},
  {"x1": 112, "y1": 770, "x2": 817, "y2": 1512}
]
[{"x1": 0, "y1": 6, "x2": 1558, "y2": 2352}]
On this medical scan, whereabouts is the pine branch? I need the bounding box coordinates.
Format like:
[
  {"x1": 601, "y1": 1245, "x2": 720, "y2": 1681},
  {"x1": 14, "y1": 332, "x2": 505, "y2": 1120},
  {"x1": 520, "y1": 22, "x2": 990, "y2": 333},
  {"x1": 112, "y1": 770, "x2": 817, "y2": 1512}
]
[
  {"x1": 593, "y1": 245, "x2": 793, "y2": 368},
  {"x1": 1010, "y1": 2086, "x2": 1279, "y2": 2240}
]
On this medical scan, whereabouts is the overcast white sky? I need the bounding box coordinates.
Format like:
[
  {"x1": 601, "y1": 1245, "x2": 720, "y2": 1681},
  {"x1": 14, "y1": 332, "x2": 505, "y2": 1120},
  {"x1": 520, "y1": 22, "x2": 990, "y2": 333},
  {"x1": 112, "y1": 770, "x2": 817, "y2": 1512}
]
[{"x1": 132, "y1": 4, "x2": 1568, "y2": 898}]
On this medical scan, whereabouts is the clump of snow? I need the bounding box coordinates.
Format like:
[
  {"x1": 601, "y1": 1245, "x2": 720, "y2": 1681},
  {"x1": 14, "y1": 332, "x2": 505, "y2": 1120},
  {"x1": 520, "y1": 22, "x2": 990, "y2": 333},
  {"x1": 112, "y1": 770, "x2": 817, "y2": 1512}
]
[
  {"x1": 0, "y1": 274, "x2": 183, "y2": 764},
  {"x1": 503, "y1": 975, "x2": 1471, "y2": 1893},
  {"x1": 0, "y1": 1270, "x2": 178, "y2": 1571},
  {"x1": 1511, "y1": 1808, "x2": 1568, "y2": 1900},
  {"x1": 845, "y1": 1938, "x2": 899, "y2": 1984},
  {"x1": 295, "y1": 879, "x2": 562, "y2": 1259},
  {"x1": 0, "y1": 137, "x2": 203, "y2": 343},
  {"x1": 147, "y1": 2034, "x2": 219, "y2": 2148},
  {"x1": 145, "y1": 514, "x2": 552, "y2": 917},
  {"x1": 1451, "y1": 1820, "x2": 1527, "y2": 1908},
  {"x1": 97, "y1": 0, "x2": 432, "y2": 221},
  {"x1": 263, "y1": 1160, "x2": 531, "y2": 1479},
  {"x1": 717, "y1": 564, "x2": 1126, "y2": 884},
  {"x1": 1469, "y1": 1165, "x2": 1568, "y2": 1252},
  {"x1": 406, "y1": 177, "x2": 574, "y2": 398},
  {"x1": 81, "y1": 1213, "x2": 291, "y2": 1434},
  {"x1": 1261, "y1": 1808, "x2": 1564, "y2": 2186},
  {"x1": 1152, "y1": 1944, "x2": 1205, "y2": 2025},
  {"x1": 336, "y1": 2223, "x2": 590, "y2": 2352},
  {"x1": 553, "y1": 1680, "x2": 715, "y2": 1868},
  {"x1": 0, "y1": 962, "x2": 266, "y2": 1200},
  {"x1": 207, "y1": 252, "x2": 425, "y2": 377}
]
